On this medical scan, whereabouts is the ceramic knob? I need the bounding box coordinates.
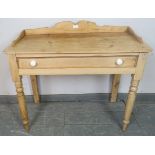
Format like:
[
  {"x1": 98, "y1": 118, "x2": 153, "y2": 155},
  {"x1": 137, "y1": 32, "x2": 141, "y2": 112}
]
[
  {"x1": 30, "y1": 60, "x2": 37, "y2": 67},
  {"x1": 116, "y1": 58, "x2": 124, "y2": 66}
]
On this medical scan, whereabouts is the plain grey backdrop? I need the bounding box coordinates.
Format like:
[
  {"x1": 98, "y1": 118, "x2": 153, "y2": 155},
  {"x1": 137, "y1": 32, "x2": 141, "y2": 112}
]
[{"x1": 0, "y1": 18, "x2": 154, "y2": 95}]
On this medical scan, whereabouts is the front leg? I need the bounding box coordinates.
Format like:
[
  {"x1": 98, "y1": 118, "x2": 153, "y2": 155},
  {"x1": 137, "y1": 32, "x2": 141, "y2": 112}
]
[
  {"x1": 123, "y1": 75, "x2": 139, "y2": 131},
  {"x1": 123, "y1": 53, "x2": 147, "y2": 131},
  {"x1": 8, "y1": 54, "x2": 30, "y2": 132},
  {"x1": 15, "y1": 76, "x2": 30, "y2": 132}
]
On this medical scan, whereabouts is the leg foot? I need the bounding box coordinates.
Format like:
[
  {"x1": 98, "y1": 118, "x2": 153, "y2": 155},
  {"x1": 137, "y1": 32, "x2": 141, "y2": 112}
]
[
  {"x1": 24, "y1": 123, "x2": 30, "y2": 132},
  {"x1": 122, "y1": 121, "x2": 129, "y2": 131}
]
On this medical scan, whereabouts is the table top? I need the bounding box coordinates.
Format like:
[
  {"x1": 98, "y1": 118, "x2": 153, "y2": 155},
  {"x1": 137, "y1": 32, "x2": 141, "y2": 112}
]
[{"x1": 5, "y1": 21, "x2": 152, "y2": 54}]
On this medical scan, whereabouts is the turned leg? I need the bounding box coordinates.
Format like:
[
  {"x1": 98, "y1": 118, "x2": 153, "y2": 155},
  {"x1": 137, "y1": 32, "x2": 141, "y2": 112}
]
[
  {"x1": 30, "y1": 75, "x2": 40, "y2": 104},
  {"x1": 110, "y1": 74, "x2": 121, "y2": 102},
  {"x1": 123, "y1": 75, "x2": 139, "y2": 131},
  {"x1": 15, "y1": 76, "x2": 30, "y2": 132}
]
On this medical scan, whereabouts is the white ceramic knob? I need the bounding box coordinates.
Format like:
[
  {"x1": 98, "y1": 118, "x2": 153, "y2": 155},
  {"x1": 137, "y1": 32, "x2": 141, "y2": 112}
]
[
  {"x1": 30, "y1": 60, "x2": 37, "y2": 67},
  {"x1": 116, "y1": 58, "x2": 124, "y2": 66},
  {"x1": 73, "y1": 24, "x2": 79, "y2": 29}
]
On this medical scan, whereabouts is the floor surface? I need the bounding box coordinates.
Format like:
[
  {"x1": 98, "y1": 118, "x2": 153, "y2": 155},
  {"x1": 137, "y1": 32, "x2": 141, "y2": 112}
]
[{"x1": 0, "y1": 97, "x2": 155, "y2": 136}]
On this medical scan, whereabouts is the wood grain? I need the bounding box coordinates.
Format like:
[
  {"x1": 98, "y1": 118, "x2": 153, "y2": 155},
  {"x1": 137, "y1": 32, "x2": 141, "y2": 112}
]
[
  {"x1": 5, "y1": 20, "x2": 152, "y2": 132},
  {"x1": 30, "y1": 75, "x2": 40, "y2": 104},
  {"x1": 110, "y1": 74, "x2": 121, "y2": 102},
  {"x1": 5, "y1": 21, "x2": 152, "y2": 54},
  {"x1": 8, "y1": 54, "x2": 29, "y2": 131},
  {"x1": 25, "y1": 21, "x2": 128, "y2": 35},
  {"x1": 123, "y1": 76, "x2": 139, "y2": 131},
  {"x1": 19, "y1": 68, "x2": 136, "y2": 75},
  {"x1": 18, "y1": 56, "x2": 137, "y2": 69}
]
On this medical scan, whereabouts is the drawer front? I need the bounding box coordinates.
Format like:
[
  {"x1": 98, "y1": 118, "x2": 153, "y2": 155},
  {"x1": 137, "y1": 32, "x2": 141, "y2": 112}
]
[{"x1": 18, "y1": 56, "x2": 137, "y2": 69}]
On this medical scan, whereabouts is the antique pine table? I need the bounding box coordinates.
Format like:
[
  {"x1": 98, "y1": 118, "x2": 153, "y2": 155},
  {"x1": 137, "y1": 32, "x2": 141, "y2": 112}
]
[{"x1": 5, "y1": 21, "x2": 152, "y2": 132}]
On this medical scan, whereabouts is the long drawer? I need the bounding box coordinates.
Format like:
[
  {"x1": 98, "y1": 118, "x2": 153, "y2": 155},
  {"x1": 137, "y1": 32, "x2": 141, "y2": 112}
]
[{"x1": 18, "y1": 56, "x2": 138, "y2": 69}]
